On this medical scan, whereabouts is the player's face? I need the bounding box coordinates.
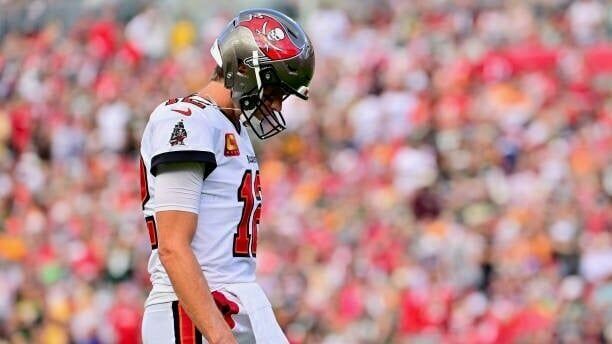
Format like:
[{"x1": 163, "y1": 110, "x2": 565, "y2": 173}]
[{"x1": 254, "y1": 85, "x2": 286, "y2": 120}]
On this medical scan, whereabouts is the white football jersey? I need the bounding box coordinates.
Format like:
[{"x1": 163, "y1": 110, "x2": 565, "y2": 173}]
[{"x1": 139, "y1": 95, "x2": 262, "y2": 306}]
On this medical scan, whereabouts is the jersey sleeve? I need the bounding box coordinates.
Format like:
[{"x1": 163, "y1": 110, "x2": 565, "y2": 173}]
[
  {"x1": 147, "y1": 108, "x2": 218, "y2": 177},
  {"x1": 154, "y1": 162, "x2": 204, "y2": 214}
]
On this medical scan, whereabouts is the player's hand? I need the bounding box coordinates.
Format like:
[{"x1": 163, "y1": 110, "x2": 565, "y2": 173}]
[
  {"x1": 206, "y1": 321, "x2": 237, "y2": 344},
  {"x1": 209, "y1": 331, "x2": 237, "y2": 344}
]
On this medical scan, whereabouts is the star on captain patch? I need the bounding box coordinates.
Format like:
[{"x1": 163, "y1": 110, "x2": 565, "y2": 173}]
[{"x1": 169, "y1": 120, "x2": 187, "y2": 146}]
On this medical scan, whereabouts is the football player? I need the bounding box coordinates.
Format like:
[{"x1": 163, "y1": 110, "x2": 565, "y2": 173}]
[{"x1": 139, "y1": 8, "x2": 314, "y2": 344}]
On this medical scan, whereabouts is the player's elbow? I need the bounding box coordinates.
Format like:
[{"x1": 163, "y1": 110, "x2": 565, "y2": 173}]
[
  {"x1": 157, "y1": 241, "x2": 187, "y2": 267},
  {"x1": 157, "y1": 244, "x2": 173, "y2": 261}
]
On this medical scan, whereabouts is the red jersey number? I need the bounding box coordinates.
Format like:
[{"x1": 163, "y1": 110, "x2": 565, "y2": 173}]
[
  {"x1": 139, "y1": 156, "x2": 158, "y2": 249},
  {"x1": 165, "y1": 94, "x2": 207, "y2": 109},
  {"x1": 233, "y1": 170, "x2": 262, "y2": 257}
]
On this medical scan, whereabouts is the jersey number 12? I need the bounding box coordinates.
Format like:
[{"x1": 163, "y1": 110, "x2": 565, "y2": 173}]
[{"x1": 233, "y1": 170, "x2": 261, "y2": 257}]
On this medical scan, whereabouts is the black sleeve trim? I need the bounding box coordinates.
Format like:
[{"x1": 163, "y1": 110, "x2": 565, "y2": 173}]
[{"x1": 150, "y1": 150, "x2": 217, "y2": 179}]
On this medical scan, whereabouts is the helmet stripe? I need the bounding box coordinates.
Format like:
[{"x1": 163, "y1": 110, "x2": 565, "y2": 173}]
[
  {"x1": 210, "y1": 39, "x2": 222, "y2": 67},
  {"x1": 252, "y1": 50, "x2": 263, "y2": 93}
]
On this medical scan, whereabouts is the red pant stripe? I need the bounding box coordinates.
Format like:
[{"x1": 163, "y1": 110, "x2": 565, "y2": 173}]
[
  {"x1": 178, "y1": 304, "x2": 196, "y2": 344},
  {"x1": 172, "y1": 301, "x2": 201, "y2": 344}
]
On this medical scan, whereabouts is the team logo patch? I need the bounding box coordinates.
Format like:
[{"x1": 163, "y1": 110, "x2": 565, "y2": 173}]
[
  {"x1": 169, "y1": 120, "x2": 187, "y2": 146},
  {"x1": 238, "y1": 14, "x2": 301, "y2": 61},
  {"x1": 224, "y1": 133, "x2": 240, "y2": 156}
]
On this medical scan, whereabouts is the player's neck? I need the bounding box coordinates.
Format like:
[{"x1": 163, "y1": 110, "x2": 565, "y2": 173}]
[{"x1": 197, "y1": 81, "x2": 241, "y2": 126}]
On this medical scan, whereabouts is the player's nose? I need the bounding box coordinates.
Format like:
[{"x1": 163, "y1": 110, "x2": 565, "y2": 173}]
[{"x1": 269, "y1": 97, "x2": 282, "y2": 112}]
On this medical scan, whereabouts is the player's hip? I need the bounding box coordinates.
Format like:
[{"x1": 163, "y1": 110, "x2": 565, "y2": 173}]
[
  {"x1": 142, "y1": 300, "x2": 254, "y2": 344},
  {"x1": 142, "y1": 283, "x2": 287, "y2": 344},
  {"x1": 145, "y1": 271, "x2": 257, "y2": 307}
]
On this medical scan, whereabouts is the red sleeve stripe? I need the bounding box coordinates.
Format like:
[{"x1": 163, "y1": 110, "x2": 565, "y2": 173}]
[
  {"x1": 139, "y1": 156, "x2": 150, "y2": 210},
  {"x1": 145, "y1": 216, "x2": 158, "y2": 250}
]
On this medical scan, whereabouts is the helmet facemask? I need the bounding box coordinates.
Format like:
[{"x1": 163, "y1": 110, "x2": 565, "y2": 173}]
[
  {"x1": 239, "y1": 87, "x2": 288, "y2": 140},
  {"x1": 239, "y1": 62, "x2": 297, "y2": 140}
]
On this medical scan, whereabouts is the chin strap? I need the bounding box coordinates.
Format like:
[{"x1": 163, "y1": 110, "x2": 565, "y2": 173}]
[{"x1": 198, "y1": 94, "x2": 241, "y2": 112}]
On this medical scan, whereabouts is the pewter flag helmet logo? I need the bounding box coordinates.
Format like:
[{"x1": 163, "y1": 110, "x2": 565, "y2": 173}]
[{"x1": 238, "y1": 14, "x2": 300, "y2": 61}]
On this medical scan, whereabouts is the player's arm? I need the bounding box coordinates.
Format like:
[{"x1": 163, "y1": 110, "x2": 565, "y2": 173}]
[{"x1": 154, "y1": 162, "x2": 236, "y2": 344}]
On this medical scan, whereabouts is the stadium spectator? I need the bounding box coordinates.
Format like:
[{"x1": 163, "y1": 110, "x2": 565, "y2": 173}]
[{"x1": 0, "y1": 1, "x2": 611, "y2": 342}]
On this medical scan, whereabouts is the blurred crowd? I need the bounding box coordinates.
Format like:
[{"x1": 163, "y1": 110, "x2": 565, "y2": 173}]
[{"x1": 1, "y1": 0, "x2": 612, "y2": 343}]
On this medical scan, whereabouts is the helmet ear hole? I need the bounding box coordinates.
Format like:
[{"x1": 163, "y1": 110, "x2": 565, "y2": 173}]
[{"x1": 237, "y1": 63, "x2": 249, "y2": 75}]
